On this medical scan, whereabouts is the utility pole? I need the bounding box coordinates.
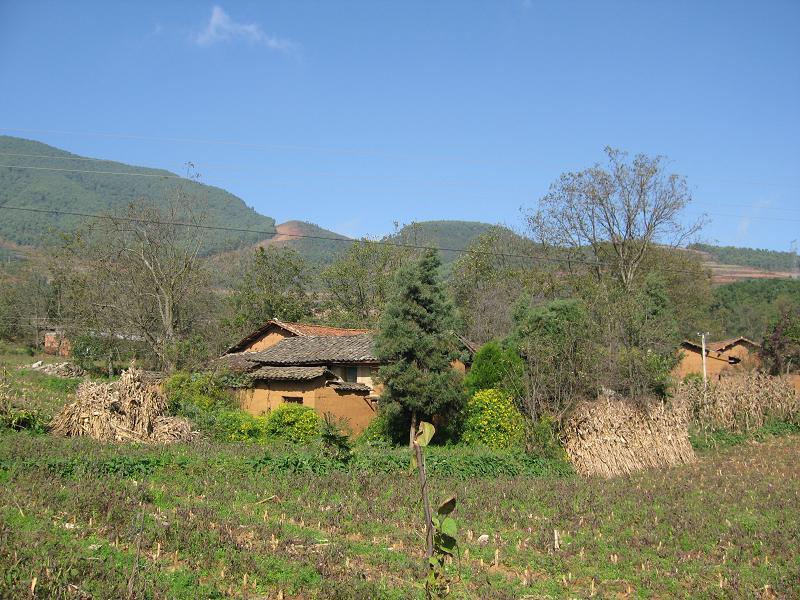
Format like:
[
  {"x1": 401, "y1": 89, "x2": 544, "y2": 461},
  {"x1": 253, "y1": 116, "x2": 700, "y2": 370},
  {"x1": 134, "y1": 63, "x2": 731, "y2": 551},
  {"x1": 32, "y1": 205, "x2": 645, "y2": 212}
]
[{"x1": 698, "y1": 332, "x2": 710, "y2": 387}]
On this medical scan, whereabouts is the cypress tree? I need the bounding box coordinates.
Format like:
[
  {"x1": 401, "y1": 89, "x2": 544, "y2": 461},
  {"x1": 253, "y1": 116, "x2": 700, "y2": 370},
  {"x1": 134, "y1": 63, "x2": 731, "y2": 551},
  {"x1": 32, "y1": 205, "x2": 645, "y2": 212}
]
[{"x1": 374, "y1": 249, "x2": 465, "y2": 445}]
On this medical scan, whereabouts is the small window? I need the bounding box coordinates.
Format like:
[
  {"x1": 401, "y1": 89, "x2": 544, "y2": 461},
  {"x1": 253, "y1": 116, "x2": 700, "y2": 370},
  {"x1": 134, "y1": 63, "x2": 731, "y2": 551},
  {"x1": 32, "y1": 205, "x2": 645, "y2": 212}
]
[
  {"x1": 344, "y1": 366, "x2": 358, "y2": 382},
  {"x1": 282, "y1": 396, "x2": 303, "y2": 404}
]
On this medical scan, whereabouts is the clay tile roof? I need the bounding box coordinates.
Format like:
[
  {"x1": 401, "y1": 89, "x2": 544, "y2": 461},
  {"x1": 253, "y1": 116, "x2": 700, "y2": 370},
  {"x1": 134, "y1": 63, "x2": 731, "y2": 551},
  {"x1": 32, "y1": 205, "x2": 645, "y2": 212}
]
[
  {"x1": 707, "y1": 337, "x2": 760, "y2": 352},
  {"x1": 250, "y1": 365, "x2": 331, "y2": 381},
  {"x1": 226, "y1": 319, "x2": 372, "y2": 353},
  {"x1": 681, "y1": 336, "x2": 761, "y2": 353},
  {"x1": 213, "y1": 352, "x2": 264, "y2": 373},
  {"x1": 275, "y1": 321, "x2": 371, "y2": 337},
  {"x1": 328, "y1": 381, "x2": 372, "y2": 393},
  {"x1": 244, "y1": 334, "x2": 378, "y2": 366}
]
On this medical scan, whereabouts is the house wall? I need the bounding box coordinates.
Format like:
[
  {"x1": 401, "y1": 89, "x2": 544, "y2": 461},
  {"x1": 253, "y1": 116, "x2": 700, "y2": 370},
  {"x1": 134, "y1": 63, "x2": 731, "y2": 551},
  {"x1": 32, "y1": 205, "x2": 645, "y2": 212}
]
[
  {"x1": 43, "y1": 332, "x2": 71, "y2": 358},
  {"x1": 244, "y1": 329, "x2": 293, "y2": 352},
  {"x1": 673, "y1": 344, "x2": 758, "y2": 380},
  {"x1": 237, "y1": 378, "x2": 377, "y2": 434}
]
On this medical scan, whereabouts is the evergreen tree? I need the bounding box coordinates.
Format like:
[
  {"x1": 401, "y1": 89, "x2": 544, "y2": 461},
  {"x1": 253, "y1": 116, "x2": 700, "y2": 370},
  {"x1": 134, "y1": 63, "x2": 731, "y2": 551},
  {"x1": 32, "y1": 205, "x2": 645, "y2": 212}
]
[{"x1": 374, "y1": 250, "x2": 465, "y2": 445}]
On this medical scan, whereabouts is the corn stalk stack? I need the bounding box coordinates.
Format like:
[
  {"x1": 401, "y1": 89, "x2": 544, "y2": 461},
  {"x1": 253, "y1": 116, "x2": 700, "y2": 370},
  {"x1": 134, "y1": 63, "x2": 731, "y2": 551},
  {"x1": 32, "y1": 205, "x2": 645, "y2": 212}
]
[
  {"x1": 563, "y1": 394, "x2": 696, "y2": 478},
  {"x1": 50, "y1": 366, "x2": 193, "y2": 444}
]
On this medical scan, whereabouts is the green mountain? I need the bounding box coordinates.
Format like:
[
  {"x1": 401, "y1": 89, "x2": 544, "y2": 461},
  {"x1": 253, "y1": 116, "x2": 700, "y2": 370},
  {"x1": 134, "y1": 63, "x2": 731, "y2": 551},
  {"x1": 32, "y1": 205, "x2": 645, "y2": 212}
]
[
  {"x1": 689, "y1": 243, "x2": 799, "y2": 273},
  {"x1": 388, "y1": 220, "x2": 495, "y2": 262},
  {"x1": 0, "y1": 136, "x2": 276, "y2": 254}
]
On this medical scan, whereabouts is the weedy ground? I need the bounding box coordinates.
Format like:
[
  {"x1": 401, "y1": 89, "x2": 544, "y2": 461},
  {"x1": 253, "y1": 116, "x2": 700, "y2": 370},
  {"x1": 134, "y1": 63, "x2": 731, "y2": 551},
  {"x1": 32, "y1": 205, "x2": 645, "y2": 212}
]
[{"x1": 1, "y1": 346, "x2": 799, "y2": 599}]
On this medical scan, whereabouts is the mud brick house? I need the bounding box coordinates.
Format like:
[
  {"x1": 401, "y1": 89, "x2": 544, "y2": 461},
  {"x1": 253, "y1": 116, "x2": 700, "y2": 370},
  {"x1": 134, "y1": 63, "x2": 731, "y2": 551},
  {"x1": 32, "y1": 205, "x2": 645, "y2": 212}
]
[
  {"x1": 219, "y1": 320, "x2": 473, "y2": 433},
  {"x1": 673, "y1": 336, "x2": 761, "y2": 380},
  {"x1": 43, "y1": 330, "x2": 71, "y2": 357}
]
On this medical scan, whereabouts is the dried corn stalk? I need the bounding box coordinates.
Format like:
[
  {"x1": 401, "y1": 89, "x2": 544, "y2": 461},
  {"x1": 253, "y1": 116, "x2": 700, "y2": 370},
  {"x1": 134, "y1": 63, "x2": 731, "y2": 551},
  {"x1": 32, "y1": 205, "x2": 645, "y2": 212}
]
[
  {"x1": 563, "y1": 395, "x2": 696, "y2": 478},
  {"x1": 50, "y1": 366, "x2": 193, "y2": 444}
]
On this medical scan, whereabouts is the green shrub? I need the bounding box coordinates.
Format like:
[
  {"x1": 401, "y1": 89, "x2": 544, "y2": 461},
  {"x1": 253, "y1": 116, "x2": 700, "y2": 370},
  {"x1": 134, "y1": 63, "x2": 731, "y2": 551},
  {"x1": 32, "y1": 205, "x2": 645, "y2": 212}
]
[
  {"x1": 215, "y1": 410, "x2": 269, "y2": 443},
  {"x1": 524, "y1": 414, "x2": 567, "y2": 460},
  {"x1": 263, "y1": 404, "x2": 321, "y2": 444},
  {"x1": 0, "y1": 407, "x2": 48, "y2": 434},
  {"x1": 251, "y1": 445, "x2": 573, "y2": 478},
  {"x1": 464, "y1": 341, "x2": 524, "y2": 397},
  {"x1": 164, "y1": 372, "x2": 234, "y2": 413},
  {"x1": 461, "y1": 389, "x2": 525, "y2": 449},
  {"x1": 355, "y1": 410, "x2": 395, "y2": 447}
]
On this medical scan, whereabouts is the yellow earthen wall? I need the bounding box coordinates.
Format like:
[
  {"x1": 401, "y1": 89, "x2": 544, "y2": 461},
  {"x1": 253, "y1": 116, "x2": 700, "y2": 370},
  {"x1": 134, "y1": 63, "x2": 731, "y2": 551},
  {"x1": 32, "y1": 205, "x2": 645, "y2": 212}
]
[
  {"x1": 673, "y1": 344, "x2": 758, "y2": 380},
  {"x1": 237, "y1": 379, "x2": 377, "y2": 434},
  {"x1": 243, "y1": 329, "x2": 293, "y2": 352}
]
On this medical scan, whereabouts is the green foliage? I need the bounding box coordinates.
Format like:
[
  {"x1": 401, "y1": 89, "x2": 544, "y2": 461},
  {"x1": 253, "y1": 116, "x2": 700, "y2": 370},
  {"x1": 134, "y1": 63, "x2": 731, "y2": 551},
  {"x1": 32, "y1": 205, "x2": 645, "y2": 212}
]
[
  {"x1": 226, "y1": 246, "x2": 314, "y2": 337},
  {"x1": 165, "y1": 372, "x2": 234, "y2": 414},
  {"x1": 262, "y1": 404, "x2": 321, "y2": 444},
  {"x1": 70, "y1": 334, "x2": 121, "y2": 374},
  {"x1": 375, "y1": 250, "x2": 465, "y2": 440},
  {"x1": 319, "y1": 413, "x2": 353, "y2": 464},
  {"x1": 427, "y1": 495, "x2": 459, "y2": 598},
  {"x1": 249, "y1": 445, "x2": 573, "y2": 478},
  {"x1": 214, "y1": 410, "x2": 270, "y2": 443},
  {"x1": 524, "y1": 415, "x2": 567, "y2": 460},
  {"x1": 355, "y1": 409, "x2": 395, "y2": 448},
  {"x1": 689, "y1": 243, "x2": 799, "y2": 272},
  {"x1": 463, "y1": 341, "x2": 524, "y2": 397},
  {"x1": 0, "y1": 372, "x2": 48, "y2": 433},
  {"x1": 461, "y1": 389, "x2": 525, "y2": 449},
  {"x1": 711, "y1": 278, "x2": 800, "y2": 341},
  {"x1": 321, "y1": 238, "x2": 412, "y2": 328}
]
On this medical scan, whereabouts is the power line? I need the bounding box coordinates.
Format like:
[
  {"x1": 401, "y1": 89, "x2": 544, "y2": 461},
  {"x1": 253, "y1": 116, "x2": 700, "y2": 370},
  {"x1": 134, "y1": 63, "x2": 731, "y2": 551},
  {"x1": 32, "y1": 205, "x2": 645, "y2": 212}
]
[
  {"x1": 0, "y1": 126, "x2": 521, "y2": 167},
  {"x1": 0, "y1": 204, "x2": 719, "y2": 275},
  {"x1": 0, "y1": 164, "x2": 182, "y2": 179}
]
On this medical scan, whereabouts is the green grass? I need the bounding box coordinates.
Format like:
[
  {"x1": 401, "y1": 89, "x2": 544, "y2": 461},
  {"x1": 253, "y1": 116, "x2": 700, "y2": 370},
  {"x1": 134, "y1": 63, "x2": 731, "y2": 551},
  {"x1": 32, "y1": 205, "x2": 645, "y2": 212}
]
[{"x1": 2, "y1": 343, "x2": 800, "y2": 598}]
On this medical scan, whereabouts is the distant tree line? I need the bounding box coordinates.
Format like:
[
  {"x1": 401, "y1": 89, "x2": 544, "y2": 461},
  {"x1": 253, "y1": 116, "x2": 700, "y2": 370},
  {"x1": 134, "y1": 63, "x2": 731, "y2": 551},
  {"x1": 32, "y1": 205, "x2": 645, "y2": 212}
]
[{"x1": 689, "y1": 243, "x2": 799, "y2": 273}]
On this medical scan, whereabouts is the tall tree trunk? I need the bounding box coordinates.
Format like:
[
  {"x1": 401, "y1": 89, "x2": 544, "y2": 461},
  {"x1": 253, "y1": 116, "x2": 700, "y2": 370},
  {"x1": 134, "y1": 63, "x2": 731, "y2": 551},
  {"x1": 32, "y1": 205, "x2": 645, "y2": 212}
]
[{"x1": 409, "y1": 410, "x2": 418, "y2": 447}]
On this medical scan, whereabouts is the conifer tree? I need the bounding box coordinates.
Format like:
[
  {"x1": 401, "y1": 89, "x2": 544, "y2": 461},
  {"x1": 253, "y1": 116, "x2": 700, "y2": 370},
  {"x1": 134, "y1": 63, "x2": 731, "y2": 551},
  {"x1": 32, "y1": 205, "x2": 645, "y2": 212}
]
[{"x1": 374, "y1": 250, "x2": 465, "y2": 445}]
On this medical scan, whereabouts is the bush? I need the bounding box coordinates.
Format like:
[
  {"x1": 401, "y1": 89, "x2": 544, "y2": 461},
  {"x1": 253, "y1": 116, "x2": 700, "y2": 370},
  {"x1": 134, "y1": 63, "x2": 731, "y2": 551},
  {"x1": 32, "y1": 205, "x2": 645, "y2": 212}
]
[
  {"x1": 461, "y1": 389, "x2": 525, "y2": 449},
  {"x1": 262, "y1": 404, "x2": 321, "y2": 444},
  {"x1": 164, "y1": 372, "x2": 234, "y2": 413},
  {"x1": 524, "y1": 414, "x2": 566, "y2": 460},
  {"x1": 251, "y1": 445, "x2": 573, "y2": 478},
  {"x1": 464, "y1": 341, "x2": 524, "y2": 397},
  {"x1": 355, "y1": 410, "x2": 395, "y2": 447},
  {"x1": 214, "y1": 410, "x2": 269, "y2": 443}
]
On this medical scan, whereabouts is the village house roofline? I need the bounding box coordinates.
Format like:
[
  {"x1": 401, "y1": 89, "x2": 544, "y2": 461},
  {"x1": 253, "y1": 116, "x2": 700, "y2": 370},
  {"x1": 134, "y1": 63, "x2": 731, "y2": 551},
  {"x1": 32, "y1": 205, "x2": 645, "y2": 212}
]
[
  {"x1": 226, "y1": 319, "x2": 371, "y2": 354},
  {"x1": 238, "y1": 334, "x2": 379, "y2": 366},
  {"x1": 249, "y1": 365, "x2": 332, "y2": 381},
  {"x1": 680, "y1": 336, "x2": 761, "y2": 353}
]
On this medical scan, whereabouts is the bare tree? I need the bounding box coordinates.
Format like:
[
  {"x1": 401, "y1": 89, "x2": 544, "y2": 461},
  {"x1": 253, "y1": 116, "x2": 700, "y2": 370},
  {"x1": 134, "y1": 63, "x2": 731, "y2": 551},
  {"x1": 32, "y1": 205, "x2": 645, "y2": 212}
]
[
  {"x1": 527, "y1": 147, "x2": 705, "y2": 291},
  {"x1": 59, "y1": 182, "x2": 209, "y2": 371}
]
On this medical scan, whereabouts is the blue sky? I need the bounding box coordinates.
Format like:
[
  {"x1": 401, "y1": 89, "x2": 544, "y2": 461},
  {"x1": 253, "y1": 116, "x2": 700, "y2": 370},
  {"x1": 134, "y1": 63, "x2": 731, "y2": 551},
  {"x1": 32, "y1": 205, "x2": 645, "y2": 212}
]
[{"x1": 1, "y1": 1, "x2": 798, "y2": 251}]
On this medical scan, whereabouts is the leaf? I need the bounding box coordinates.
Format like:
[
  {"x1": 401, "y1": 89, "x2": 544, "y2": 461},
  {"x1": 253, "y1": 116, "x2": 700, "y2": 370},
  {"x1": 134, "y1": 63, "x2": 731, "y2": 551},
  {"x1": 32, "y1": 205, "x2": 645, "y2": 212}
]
[
  {"x1": 441, "y1": 517, "x2": 457, "y2": 538},
  {"x1": 415, "y1": 421, "x2": 435, "y2": 447},
  {"x1": 431, "y1": 515, "x2": 440, "y2": 529},
  {"x1": 437, "y1": 533, "x2": 457, "y2": 554},
  {"x1": 410, "y1": 454, "x2": 417, "y2": 471},
  {"x1": 437, "y1": 495, "x2": 456, "y2": 516}
]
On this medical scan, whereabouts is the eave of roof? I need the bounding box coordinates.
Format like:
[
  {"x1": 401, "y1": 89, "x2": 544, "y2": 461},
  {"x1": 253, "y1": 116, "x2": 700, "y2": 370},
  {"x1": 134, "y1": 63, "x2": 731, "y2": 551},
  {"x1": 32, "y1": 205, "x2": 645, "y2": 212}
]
[
  {"x1": 249, "y1": 365, "x2": 332, "y2": 381},
  {"x1": 225, "y1": 319, "x2": 372, "y2": 354}
]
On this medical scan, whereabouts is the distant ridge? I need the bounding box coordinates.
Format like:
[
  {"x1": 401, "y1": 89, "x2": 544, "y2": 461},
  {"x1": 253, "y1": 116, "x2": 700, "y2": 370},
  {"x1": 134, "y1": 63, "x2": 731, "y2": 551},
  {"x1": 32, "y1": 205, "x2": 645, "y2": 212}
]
[{"x1": 0, "y1": 135, "x2": 276, "y2": 254}]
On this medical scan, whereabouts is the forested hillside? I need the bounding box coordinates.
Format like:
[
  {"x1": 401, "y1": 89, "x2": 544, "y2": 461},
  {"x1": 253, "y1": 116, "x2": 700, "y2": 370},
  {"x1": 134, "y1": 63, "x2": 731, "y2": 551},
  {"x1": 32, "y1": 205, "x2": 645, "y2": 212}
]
[
  {"x1": 712, "y1": 279, "x2": 800, "y2": 340},
  {"x1": 691, "y1": 243, "x2": 799, "y2": 273},
  {"x1": 0, "y1": 136, "x2": 276, "y2": 254}
]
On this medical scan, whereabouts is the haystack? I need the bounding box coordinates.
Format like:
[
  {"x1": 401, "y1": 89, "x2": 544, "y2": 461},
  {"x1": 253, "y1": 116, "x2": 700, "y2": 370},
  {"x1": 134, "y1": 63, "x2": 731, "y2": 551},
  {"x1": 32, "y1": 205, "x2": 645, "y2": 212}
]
[
  {"x1": 50, "y1": 366, "x2": 193, "y2": 444},
  {"x1": 563, "y1": 395, "x2": 696, "y2": 478},
  {"x1": 675, "y1": 373, "x2": 799, "y2": 433}
]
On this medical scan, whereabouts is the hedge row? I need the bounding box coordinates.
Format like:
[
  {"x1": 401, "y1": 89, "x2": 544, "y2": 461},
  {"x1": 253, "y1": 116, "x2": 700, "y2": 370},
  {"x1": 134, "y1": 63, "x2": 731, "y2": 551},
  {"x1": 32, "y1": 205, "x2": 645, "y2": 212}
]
[{"x1": 1, "y1": 442, "x2": 572, "y2": 480}]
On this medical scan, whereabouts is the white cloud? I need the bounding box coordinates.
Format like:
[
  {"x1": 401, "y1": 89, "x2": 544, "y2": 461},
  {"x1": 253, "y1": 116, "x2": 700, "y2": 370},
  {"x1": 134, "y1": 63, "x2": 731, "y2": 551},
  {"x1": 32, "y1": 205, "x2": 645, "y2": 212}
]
[{"x1": 194, "y1": 5, "x2": 294, "y2": 51}]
